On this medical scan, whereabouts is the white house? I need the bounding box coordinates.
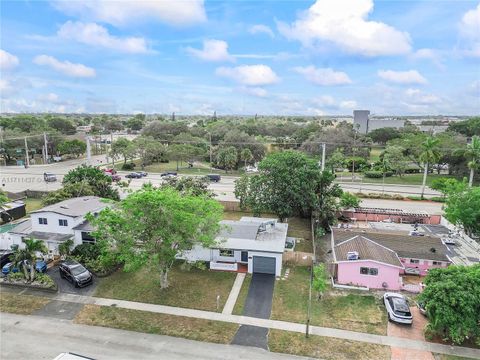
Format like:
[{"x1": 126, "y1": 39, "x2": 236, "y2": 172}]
[
  {"x1": 7, "y1": 196, "x2": 109, "y2": 255},
  {"x1": 181, "y1": 217, "x2": 288, "y2": 277}
]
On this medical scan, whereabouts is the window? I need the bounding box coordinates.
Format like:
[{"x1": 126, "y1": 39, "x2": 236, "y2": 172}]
[
  {"x1": 219, "y1": 249, "x2": 234, "y2": 257},
  {"x1": 59, "y1": 219, "x2": 68, "y2": 227},
  {"x1": 81, "y1": 232, "x2": 95, "y2": 244},
  {"x1": 410, "y1": 259, "x2": 419, "y2": 264},
  {"x1": 432, "y1": 261, "x2": 441, "y2": 266},
  {"x1": 360, "y1": 267, "x2": 378, "y2": 276},
  {"x1": 38, "y1": 218, "x2": 48, "y2": 225}
]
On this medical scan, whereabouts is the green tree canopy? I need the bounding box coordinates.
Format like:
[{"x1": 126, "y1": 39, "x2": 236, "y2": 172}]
[
  {"x1": 419, "y1": 264, "x2": 480, "y2": 345},
  {"x1": 63, "y1": 165, "x2": 119, "y2": 201},
  {"x1": 57, "y1": 139, "x2": 87, "y2": 157},
  {"x1": 444, "y1": 186, "x2": 480, "y2": 237},
  {"x1": 216, "y1": 146, "x2": 238, "y2": 172},
  {"x1": 88, "y1": 187, "x2": 223, "y2": 288}
]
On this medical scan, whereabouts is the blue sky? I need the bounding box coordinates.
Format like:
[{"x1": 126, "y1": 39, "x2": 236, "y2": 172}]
[{"x1": 1, "y1": 0, "x2": 479, "y2": 115}]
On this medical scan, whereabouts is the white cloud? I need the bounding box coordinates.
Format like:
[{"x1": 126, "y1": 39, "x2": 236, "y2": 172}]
[
  {"x1": 314, "y1": 95, "x2": 336, "y2": 106},
  {"x1": 404, "y1": 88, "x2": 441, "y2": 105},
  {"x1": 377, "y1": 70, "x2": 427, "y2": 85},
  {"x1": 186, "y1": 39, "x2": 234, "y2": 62},
  {"x1": 38, "y1": 93, "x2": 59, "y2": 102},
  {"x1": 0, "y1": 49, "x2": 19, "y2": 71},
  {"x1": 33, "y1": 55, "x2": 96, "y2": 78},
  {"x1": 52, "y1": 0, "x2": 206, "y2": 27},
  {"x1": 411, "y1": 48, "x2": 445, "y2": 70},
  {"x1": 216, "y1": 65, "x2": 280, "y2": 86},
  {"x1": 241, "y1": 87, "x2": 268, "y2": 97},
  {"x1": 58, "y1": 21, "x2": 148, "y2": 53},
  {"x1": 459, "y1": 3, "x2": 480, "y2": 57},
  {"x1": 293, "y1": 66, "x2": 352, "y2": 86},
  {"x1": 278, "y1": 0, "x2": 411, "y2": 56},
  {"x1": 312, "y1": 95, "x2": 357, "y2": 109},
  {"x1": 249, "y1": 24, "x2": 274, "y2": 38},
  {"x1": 340, "y1": 100, "x2": 358, "y2": 109}
]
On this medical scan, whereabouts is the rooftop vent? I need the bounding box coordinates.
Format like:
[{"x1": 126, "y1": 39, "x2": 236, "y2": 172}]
[
  {"x1": 347, "y1": 251, "x2": 359, "y2": 260},
  {"x1": 258, "y1": 220, "x2": 276, "y2": 232}
]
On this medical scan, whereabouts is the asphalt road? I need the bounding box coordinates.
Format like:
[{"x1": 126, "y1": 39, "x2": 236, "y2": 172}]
[
  {"x1": 232, "y1": 274, "x2": 275, "y2": 350},
  {"x1": 0, "y1": 312, "x2": 310, "y2": 360}
]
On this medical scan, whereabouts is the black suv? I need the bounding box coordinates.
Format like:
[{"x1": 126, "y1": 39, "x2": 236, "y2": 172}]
[
  {"x1": 59, "y1": 260, "x2": 93, "y2": 287},
  {"x1": 206, "y1": 174, "x2": 221, "y2": 182}
]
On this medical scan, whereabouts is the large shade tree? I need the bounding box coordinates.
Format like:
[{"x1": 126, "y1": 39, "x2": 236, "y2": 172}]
[
  {"x1": 419, "y1": 265, "x2": 480, "y2": 345},
  {"x1": 444, "y1": 185, "x2": 480, "y2": 237},
  {"x1": 89, "y1": 187, "x2": 223, "y2": 288},
  {"x1": 63, "y1": 165, "x2": 119, "y2": 201}
]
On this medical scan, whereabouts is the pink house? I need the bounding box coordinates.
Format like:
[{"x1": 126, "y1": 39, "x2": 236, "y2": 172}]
[{"x1": 331, "y1": 229, "x2": 451, "y2": 290}]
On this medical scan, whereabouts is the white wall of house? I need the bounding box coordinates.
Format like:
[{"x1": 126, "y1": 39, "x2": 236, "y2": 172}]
[
  {"x1": 181, "y1": 244, "x2": 212, "y2": 262},
  {"x1": 0, "y1": 232, "x2": 22, "y2": 250},
  {"x1": 247, "y1": 251, "x2": 283, "y2": 277},
  {"x1": 31, "y1": 212, "x2": 80, "y2": 234}
]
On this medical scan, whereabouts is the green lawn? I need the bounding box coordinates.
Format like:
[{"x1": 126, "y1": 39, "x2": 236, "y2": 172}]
[
  {"x1": 336, "y1": 172, "x2": 470, "y2": 186},
  {"x1": 271, "y1": 266, "x2": 387, "y2": 335},
  {"x1": 369, "y1": 148, "x2": 382, "y2": 162},
  {"x1": 94, "y1": 263, "x2": 236, "y2": 312},
  {"x1": 24, "y1": 198, "x2": 44, "y2": 213},
  {"x1": 269, "y1": 330, "x2": 390, "y2": 360},
  {"x1": 75, "y1": 305, "x2": 238, "y2": 344},
  {"x1": 232, "y1": 274, "x2": 251, "y2": 315},
  {"x1": 0, "y1": 292, "x2": 50, "y2": 315}
]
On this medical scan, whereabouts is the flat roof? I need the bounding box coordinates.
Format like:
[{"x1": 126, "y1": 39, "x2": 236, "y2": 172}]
[
  {"x1": 216, "y1": 218, "x2": 288, "y2": 253},
  {"x1": 31, "y1": 196, "x2": 109, "y2": 218}
]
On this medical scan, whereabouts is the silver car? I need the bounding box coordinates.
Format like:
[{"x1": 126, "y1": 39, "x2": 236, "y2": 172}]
[{"x1": 383, "y1": 292, "x2": 413, "y2": 325}]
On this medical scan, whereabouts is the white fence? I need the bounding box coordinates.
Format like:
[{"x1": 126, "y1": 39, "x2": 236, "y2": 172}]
[{"x1": 210, "y1": 262, "x2": 238, "y2": 271}]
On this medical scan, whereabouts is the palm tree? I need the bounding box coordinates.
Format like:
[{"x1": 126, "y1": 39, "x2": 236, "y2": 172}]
[
  {"x1": 12, "y1": 238, "x2": 47, "y2": 282},
  {"x1": 240, "y1": 148, "x2": 253, "y2": 168},
  {"x1": 419, "y1": 137, "x2": 441, "y2": 199},
  {"x1": 464, "y1": 135, "x2": 480, "y2": 187}
]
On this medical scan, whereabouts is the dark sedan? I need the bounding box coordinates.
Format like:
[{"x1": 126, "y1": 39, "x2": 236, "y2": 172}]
[{"x1": 125, "y1": 172, "x2": 142, "y2": 179}]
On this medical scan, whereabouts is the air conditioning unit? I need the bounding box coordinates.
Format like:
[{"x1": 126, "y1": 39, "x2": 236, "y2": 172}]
[{"x1": 346, "y1": 251, "x2": 359, "y2": 260}]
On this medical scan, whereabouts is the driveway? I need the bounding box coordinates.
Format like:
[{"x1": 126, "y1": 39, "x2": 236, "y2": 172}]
[
  {"x1": 47, "y1": 265, "x2": 97, "y2": 296},
  {"x1": 388, "y1": 307, "x2": 434, "y2": 360},
  {"x1": 231, "y1": 273, "x2": 275, "y2": 350}
]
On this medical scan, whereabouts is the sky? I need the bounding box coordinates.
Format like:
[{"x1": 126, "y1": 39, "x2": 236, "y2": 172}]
[{"x1": 0, "y1": 0, "x2": 479, "y2": 116}]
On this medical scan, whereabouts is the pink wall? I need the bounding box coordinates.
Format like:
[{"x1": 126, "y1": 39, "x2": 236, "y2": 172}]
[
  {"x1": 342, "y1": 211, "x2": 441, "y2": 225},
  {"x1": 337, "y1": 260, "x2": 402, "y2": 290},
  {"x1": 399, "y1": 257, "x2": 449, "y2": 276}
]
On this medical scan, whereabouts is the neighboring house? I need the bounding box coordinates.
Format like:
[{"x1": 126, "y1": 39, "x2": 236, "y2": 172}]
[
  {"x1": 0, "y1": 201, "x2": 26, "y2": 223},
  {"x1": 331, "y1": 228, "x2": 451, "y2": 290},
  {"x1": 181, "y1": 217, "x2": 288, "y2": 277},
  {"x1": 7, "y1": 196, "x2": 108, "y2": 255}
]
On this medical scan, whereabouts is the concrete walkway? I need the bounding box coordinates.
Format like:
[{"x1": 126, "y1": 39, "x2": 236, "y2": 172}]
[
  {"x1": 48, "y1": 292, "x2": 480, "y2": 359},
  {"x1": 222, "y1": 273, "x2": 246, "y2": 315}
]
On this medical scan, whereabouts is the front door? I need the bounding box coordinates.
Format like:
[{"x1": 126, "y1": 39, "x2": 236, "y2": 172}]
[{"x1": 241, "y1": 251, "x2": 248, "y2": 262}]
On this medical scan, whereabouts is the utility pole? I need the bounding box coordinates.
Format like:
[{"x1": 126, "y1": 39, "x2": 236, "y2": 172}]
[
  {"x1": 110, "y1": 132, "x2": 114, "y2": 167},
  {"x1": 172, "y1": 112, "x2": 175, "y2": 121},
  {"x1": 208, "y1": 132, "x2": 213, "y2": 165},
  {"x1": 86, "y1": 135, "x2": 91, "y2": 165},
  {"x1": 24, "y1": 137, "x2": 30, "y2": 168},
  {"x1": 43, "y1": 132, "x2": 49, "y2": 164},
  {"x1": 213, "y1": 111, "x2": 217, "y2": 121},
  {"x1": 321, "y1": 143, "x2": 326, "y2": 171}
]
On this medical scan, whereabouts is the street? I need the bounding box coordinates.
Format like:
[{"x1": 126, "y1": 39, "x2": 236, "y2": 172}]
[{"x1": 0, "y1": 312, "x2": 309, "y2": 360}]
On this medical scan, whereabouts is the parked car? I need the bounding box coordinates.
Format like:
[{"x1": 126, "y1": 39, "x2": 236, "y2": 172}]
[
  {"x1": 161, "y1": 171, "x2": 177, "y2": 177},
  {"x1": 105, "y1": 173, "x2": 121, "y2": 182},
  {"x1": 125, "y1": 172, "x2": 142, "y2": 179},
  {"x1": 103, "y1": 168, "x2": 117, "y2": 175},
  {"x1": 416, "y1": 301, "x2": 427, "y2": 316},
  {"x1": 59, "y1": 260, "x2": 93, "y2": 288},
  {"x1": 205, "y1": 174, "x2": 221, "y2": 182},
  {"x1": 1, "y1": 262, "x2": 19, "y2": 275},
  {"x1": 136, "y1": 171, "x2": 148, "y2": 177},
  {"x1": 383, "y1": 293, "x2": 413, "y2": 324},
  {"x1": 43, "y1": 172, "x2": 57, "y2": 182},
  {"x1": 0, "y1": 250, "x2": 13, "y2": 268}
]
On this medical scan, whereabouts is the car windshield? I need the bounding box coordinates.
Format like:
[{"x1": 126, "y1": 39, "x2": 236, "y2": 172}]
[
  {"x1": 392, "y1": 297, "x2": 411, "y2": 316},
  {"x1": 71, "y1": 265, "x2": 87, "y2": 275}
]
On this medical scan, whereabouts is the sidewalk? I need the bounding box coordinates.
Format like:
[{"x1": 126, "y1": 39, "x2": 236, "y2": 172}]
[
  {"x1": 222, "y1": 273, "x2": 246, "y2": 315},
  {"x1": 50, "y1": 292, "x2": 480, "y2": 359}
]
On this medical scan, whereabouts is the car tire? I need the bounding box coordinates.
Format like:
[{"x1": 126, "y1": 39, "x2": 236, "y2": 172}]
[{"x1": 387, "y1": 313, "x2": 392, "y2": 322}]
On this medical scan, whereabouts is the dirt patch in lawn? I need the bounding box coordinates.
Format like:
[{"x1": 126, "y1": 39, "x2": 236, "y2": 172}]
[
  {"x1": 0, "y1": 291, "x2": 50, "y2": 315},
  {"x1": 94, "y1": 264, "x2": 236, "y2": 312},
  {"x1": 269, "y1": 330, "x2": 390, "y2": 360},
  {"x1": 271, "y1": 266, "x2": 387, "y2": 335},
  {"x1": 75, "y1": 304, "x2": 238, "y2": 344}
]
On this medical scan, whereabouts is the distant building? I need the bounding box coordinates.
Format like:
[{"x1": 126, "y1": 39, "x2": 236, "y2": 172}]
[
  {"x1": 353, "y1": 110, "x2": 405, "y2": 134},
  {"x1": 353, "y1": 110, "x2": 370, "y2": 133}
]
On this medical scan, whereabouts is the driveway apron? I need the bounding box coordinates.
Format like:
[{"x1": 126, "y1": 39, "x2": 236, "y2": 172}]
[{"x1": 231, "y1": 273, "x2": 275, "y2": 350}]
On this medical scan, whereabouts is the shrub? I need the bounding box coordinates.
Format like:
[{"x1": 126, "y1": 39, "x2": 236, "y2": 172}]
[
  {"x1": 6, "y1": 272, "x2": 25, "y2": 282},
  {"x1": 59, "y1": 239, "x2": 74, "y2": 257},
  {"x1": 35, "y1": 273, "x2": 55, "y2": 288},
  {"x1": 122, "y1": 162, "x2": 136, "y2": 170},
  {"x1": 364, "y1": 171, "x2": 383, "y2": 178},
  {"x1": 71, "y1": 243, "x2": 101, "y2": 263}
]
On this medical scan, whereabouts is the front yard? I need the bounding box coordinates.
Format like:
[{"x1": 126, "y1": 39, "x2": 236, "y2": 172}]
[
  {"x1": 94, "y1": 263, "x2": 237, "y2": 312},
  {"x1": 0, "y1": 291, "x2": 50, "y2": 315},
  {"x1": 75, "y1": 305, "x2": 238, "y2": 344},
  {"x1": 271, "y1": 266, "x2": 387, "y2": 335}
]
